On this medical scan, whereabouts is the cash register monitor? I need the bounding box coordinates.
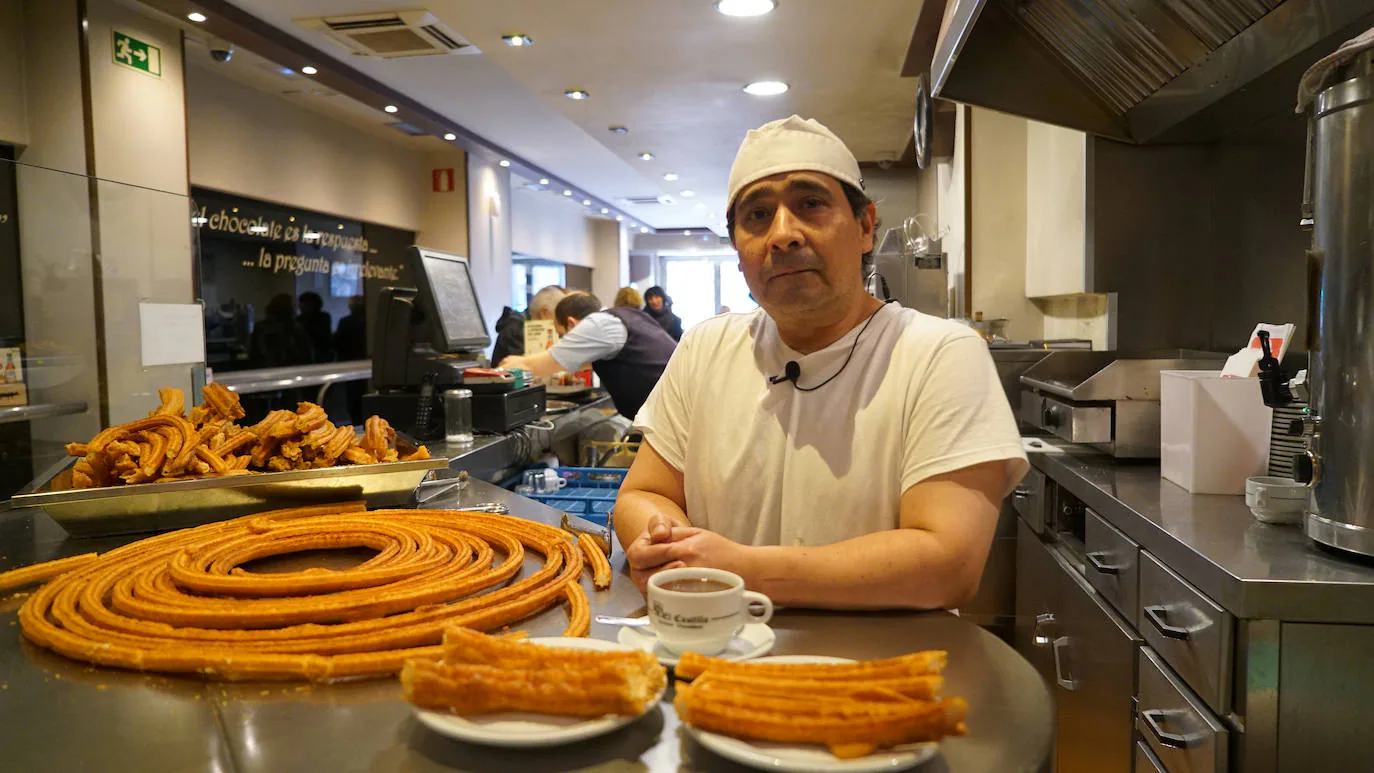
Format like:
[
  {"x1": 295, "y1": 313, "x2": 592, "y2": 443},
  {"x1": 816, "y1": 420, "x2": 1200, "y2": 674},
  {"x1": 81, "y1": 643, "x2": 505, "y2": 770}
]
[{"x1": 410, "y1": 246, "x2": 490, "y2": 353}]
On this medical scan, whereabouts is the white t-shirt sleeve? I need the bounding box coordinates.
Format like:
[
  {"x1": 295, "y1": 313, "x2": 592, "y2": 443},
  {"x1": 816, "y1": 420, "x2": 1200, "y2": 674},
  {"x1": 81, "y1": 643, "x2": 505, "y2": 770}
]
[
  {"x1": 901, "y1": 332, "x2": 1029, "y2": 496},
  {"x1": 631, "y1": 330, "x2": 695, "y2": 472},
  {"x1": 548, "y1": 312, "x2": 627, "y2": 372}
]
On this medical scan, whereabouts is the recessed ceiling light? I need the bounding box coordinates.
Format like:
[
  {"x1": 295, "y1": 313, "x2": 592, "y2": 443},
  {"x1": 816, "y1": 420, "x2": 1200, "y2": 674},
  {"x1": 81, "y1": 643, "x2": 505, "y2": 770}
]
[
  {"x1": 582, "y1": 199, "x2": 591, "y2": 206},
  {"x1": 600, "y1": 208, "x2": 610, "y2": 214},
  {"x1": 638, "y1": 152, "x2": 655, "y2": 161},
  {"x1": 443, "y1": 132, "x2": 456, "y2": 141},
  {"x1": 187, "y1": 11, "x2": 207, "y2": 22},
  {"x1": 640, "y1": 227, "x2": 649, "y2": 234},
  {"x1": 663, "y1": 172, "x2": 679, "y2": 181},
  {"x1": 615, "y1": 215, "x2": 624, "y2": 222},
  {"x1": 565, "y1": 89, "x2": 590, "y2": 100},
  {"x1": 502, "y1": 34, "x2": 533, "y2": 47},
  {"x1": 744, "y1": 80, "x2": 789, "y2": 96},
  {"x1": 563, "y1": 190, "x2": 573, "y2": 196},
  {"x1": 609, "y1": 126, "x2": 629, "y2": 135},
  {"x1": 539, "y1": 178, "x2": 550, "y2": 185},
  {"x1": 680, "y1": 190, "x2": 696, "y2": 198},
  {"x1": 715, "y1": 0, "x2": 777, "y2": 17},
  {"x1": 683, "y1": 230, "x2": 692, "y2": 236},
  {"x1": 383, "y1": 105, "x2": 399, "y2": 113},
  {"x1": 499, "y1": 160, "x2": 511, "y2": 168},
  {"x1": 301, "y1": 65, "x2": 318, "y2": 75}
]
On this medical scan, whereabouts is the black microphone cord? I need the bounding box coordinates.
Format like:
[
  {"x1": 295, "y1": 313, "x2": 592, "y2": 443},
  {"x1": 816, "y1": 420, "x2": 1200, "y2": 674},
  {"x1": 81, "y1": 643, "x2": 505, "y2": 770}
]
[{"x1": 775, "y1": 300, "x2": 894, "y2": 392}]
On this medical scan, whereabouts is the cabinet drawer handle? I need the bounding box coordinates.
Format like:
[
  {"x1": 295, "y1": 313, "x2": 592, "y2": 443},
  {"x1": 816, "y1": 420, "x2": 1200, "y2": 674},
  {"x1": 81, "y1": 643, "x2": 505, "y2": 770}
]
[
  {"x1": 1052, "y1": 635, "x2": 1077, "y2": 691},
  {"x1": 1144, "y1": 605, "x2": 1193, "y2": 641},
  {"x1": 1141, "y1": 709, "x2": 1199, "y2": 750},
  {"x1": 1013, "y1": 489, "x2": 1030, "y2": 500},
  {"x1": 1086, "y1": 551, "x2": 1123, "y2": 575},
  {"x1": 1032, "y1": 613, "x2": 1055, "y2": 647}
]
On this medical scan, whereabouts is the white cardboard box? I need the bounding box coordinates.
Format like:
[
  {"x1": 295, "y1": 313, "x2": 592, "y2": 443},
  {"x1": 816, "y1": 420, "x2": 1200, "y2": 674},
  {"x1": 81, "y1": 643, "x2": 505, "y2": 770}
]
[{"x1": 1161, "y1": 371, "x2": 1273, "y2": 495}]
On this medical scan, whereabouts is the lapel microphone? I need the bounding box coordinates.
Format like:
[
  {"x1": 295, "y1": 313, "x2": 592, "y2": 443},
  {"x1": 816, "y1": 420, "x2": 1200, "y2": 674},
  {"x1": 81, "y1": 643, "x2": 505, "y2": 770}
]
[
  {"x1": 768, "y1": 361, "x2": 801, "y2": 386},
  {"x1": 767, "y1": 300, "x2": 894, "y2": 392}
]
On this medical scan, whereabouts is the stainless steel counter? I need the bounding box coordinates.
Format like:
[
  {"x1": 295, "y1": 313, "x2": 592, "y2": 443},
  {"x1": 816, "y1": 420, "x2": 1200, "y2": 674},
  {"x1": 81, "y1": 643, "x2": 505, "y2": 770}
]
[
  {"x1": 1029, "y1": 440, "x2": 1374, "y2": 623},
  {"x1": 426, "y1": 395, "x2": 617, "y2": 483},
  {"x1": 0, "y1": 479, "x2": 1053, "y2": 773}
]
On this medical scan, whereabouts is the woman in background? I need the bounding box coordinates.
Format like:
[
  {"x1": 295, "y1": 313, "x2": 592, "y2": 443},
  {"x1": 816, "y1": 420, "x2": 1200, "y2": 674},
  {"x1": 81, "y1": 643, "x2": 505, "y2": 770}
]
[{"x1": 614, "y1": 286, "x2": 643, "y2": 309}]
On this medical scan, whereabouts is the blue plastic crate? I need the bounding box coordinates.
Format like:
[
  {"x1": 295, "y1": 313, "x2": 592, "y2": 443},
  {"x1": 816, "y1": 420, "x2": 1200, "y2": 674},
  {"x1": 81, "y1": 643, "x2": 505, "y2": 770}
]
[{"x1": 510, "y1": 467, "x2": 628, "y2": 528}]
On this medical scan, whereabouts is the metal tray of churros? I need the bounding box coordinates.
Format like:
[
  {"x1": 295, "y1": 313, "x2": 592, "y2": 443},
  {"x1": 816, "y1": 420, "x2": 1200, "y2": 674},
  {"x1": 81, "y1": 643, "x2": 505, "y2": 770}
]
[{"x1": 9, "y1": 444, "x2": 447, "y2": 537}]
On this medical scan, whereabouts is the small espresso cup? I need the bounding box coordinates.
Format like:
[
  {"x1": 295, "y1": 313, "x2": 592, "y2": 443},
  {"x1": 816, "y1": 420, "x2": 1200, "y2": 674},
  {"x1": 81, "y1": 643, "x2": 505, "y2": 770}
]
[
  {"x1": 536, "y1": 470, "x2": 567, "y2": 494},
  {"x1": 646, "y1": 568, "x2": 773, "y2": 656}
]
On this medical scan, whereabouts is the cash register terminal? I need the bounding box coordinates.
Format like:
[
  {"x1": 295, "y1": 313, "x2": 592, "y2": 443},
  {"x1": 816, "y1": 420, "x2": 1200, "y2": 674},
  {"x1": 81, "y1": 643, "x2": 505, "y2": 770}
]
[{"x1": 363, "y1": 246, "x2": 545, "y2": 439}]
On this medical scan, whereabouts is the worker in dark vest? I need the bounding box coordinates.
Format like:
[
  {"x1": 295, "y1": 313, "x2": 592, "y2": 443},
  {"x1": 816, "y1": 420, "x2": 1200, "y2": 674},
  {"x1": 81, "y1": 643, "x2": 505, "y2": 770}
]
[{"x1": 497, "y1": 291, "x2": 677, "y2": 421}]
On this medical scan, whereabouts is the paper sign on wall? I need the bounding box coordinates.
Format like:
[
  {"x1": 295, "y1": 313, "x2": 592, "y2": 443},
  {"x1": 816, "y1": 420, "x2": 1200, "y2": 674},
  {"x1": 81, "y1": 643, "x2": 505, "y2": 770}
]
[{"x1": 139, "y1": 303, "x2": 206, "y2": 367}]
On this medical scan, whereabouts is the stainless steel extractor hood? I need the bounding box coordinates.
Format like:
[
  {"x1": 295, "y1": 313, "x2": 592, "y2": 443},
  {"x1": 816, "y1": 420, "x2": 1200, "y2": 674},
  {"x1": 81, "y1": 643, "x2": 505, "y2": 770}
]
[{"x1": 931, "y1": 0, "x2": 1374, "y2": 143}]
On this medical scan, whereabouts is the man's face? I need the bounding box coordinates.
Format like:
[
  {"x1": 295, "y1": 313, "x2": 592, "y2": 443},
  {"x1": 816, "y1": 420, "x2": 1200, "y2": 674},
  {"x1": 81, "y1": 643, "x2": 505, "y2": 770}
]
[
  {"x1": 730, "y1": 171, "x2": 875, "y2": 318},
  {"x1": 647, "y1": 296, "x2": 664, "y2": 312}
]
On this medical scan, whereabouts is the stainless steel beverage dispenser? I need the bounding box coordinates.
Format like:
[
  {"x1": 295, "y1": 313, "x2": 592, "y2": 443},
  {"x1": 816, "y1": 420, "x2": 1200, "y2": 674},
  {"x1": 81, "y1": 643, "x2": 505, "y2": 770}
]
[{"x1": 1293, "y1": 51, "x2": 1374, "y2": 556}]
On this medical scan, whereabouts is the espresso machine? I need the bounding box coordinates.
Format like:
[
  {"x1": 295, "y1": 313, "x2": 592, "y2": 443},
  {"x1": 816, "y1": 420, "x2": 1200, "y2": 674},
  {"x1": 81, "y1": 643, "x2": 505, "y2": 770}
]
[{"x1": 1279, "y1": 50, "x2": 1374, "y2": 557}]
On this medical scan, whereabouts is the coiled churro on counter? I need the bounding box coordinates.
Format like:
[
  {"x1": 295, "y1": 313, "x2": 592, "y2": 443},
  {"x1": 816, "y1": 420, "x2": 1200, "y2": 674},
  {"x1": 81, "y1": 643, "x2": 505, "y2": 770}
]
[{"x1": 2, "y1": 503, "x2": 594, "y2": 681}]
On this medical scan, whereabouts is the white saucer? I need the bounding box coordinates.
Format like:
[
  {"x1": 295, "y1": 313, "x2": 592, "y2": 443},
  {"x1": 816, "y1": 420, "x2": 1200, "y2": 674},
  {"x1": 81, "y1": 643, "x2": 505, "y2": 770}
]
[
  {"x1": 682, "y1": 655, "x2": 940, "y2": 772},
  {"x1": 616, "y1": 622, "x2": 776, "y2": 667},
  {"x1": 412, "y1": 637, "x2": 663, "y2": 748}
]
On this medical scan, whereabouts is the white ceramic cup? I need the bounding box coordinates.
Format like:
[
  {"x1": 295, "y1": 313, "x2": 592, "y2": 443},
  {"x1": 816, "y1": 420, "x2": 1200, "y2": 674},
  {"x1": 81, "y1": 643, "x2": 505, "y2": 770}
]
[{"x1": 646, "y1": 568, "x2": 773, "y2": 656}]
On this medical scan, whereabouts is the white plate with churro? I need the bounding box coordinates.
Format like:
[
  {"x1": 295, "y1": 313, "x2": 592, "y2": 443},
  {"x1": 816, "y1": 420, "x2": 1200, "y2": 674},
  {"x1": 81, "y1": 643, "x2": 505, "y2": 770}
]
[
  {"x1": 407, "y1": 633, "x2": 667, "y2": 748},
  {"x1": 674, "y1": 651, "x2": 967, "y2": 772},
  {"x1": 617, "y1": 621, "x2": 776, "y2": 667}
]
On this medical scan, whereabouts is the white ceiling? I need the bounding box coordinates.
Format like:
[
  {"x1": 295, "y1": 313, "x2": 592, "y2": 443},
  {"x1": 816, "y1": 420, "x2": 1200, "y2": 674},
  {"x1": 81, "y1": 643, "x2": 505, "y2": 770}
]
[{"x1": 202, "y1": 0, "x2": 925, "y2": 230}]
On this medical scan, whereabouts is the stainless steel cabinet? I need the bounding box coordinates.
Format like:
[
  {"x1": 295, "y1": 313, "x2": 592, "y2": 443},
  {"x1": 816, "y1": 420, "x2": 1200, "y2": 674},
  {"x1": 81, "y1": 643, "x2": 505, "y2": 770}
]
[{"x1": 1015, "y1": 519, "x2": 1140, "y2": 773}]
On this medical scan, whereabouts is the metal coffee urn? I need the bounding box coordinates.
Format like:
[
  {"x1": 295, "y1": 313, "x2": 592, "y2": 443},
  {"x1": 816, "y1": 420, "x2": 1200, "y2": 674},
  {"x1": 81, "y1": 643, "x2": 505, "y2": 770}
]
[{"x1": 1294, "y1": 51, "x2": 1374, "y2": 556}]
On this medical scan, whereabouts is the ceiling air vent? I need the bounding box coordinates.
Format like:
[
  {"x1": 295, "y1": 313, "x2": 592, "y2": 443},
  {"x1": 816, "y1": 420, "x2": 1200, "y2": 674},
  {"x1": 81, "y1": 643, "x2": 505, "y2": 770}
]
[
  {"x1": 622, "y1": 195, "x2": 679, "y2": 206},
  {"x1": 296, "y1": 10, "x2": 479, "y2": 58},
  {"x1": 387, "y1": 121, "x2": 427, "y2": 137}
]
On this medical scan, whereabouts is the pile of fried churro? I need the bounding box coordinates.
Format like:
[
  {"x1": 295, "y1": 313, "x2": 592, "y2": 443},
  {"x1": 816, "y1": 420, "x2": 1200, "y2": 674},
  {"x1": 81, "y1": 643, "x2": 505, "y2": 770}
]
[
  {"x1": 62, "y1": 384, "x2": 429, "y2": 489},
  {"x1": 402, "y1": 627, "x2": 666, "y2": 717},
  {"x1": 674, "y1": 650, "x2": 968, "y2": 759},
  {"x1": 2, "y1": 503, "x2": 598, "y2": 681}
]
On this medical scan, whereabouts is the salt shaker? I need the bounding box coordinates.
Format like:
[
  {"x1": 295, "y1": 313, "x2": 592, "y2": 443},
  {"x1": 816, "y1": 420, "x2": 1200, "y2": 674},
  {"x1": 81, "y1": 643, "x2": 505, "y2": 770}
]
[{"x1": 443, "y1": 388, "x2": 473, "y2": 445}]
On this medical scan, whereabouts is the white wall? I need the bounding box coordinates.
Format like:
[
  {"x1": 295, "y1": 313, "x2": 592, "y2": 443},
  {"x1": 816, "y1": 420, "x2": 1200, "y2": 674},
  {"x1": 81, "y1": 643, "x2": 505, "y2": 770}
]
[
  {"x1": 467, "y1": 155, "x2": 512, "y2": 347},
  {"x1": 511, "y1": 186, "x2": 595, "y2": 267},
  {"x1": 416, "y1": 150, "x2": 469, "y2": 256},
  {"x1": 186, "y1": 66, "x2": 427, "y2": 232},
  {"x1": 0, "y1": 0, "x2": 29, "y2": 147},
  {"x1": 969, "y1": 107, "x2": 1042, "y2": 341},
  {"x1": 864, "y1": 166, "x2": 939, "y2": 243},
  {"x1": 86, "y1": 0, "x2": 194, "y2": 423},
  {"x1": 15, "y1": 0, "x2": 101, "y2": 444},
  {"x1": 937, "y1": 107, "x2": 967, "y2": 319},
  {"x1": 590, "y1": 219, "x2": 627, "y2": 308}
]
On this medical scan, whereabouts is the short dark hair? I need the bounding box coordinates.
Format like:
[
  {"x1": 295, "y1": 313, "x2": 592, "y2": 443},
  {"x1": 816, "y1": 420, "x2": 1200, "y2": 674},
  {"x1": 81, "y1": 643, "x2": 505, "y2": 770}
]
[
  {"x1": 298, "y1": 291, "x2": 323, "y2": 310},
  {"x1": 643, "y1": 286, "x2": 666, "y2": 301},
  {"x1": 727, "y1": 181, "x2": 876, "y2": 261},
  {"x1": 554, "y1": 292, "x2": 602, "y2": 325}
]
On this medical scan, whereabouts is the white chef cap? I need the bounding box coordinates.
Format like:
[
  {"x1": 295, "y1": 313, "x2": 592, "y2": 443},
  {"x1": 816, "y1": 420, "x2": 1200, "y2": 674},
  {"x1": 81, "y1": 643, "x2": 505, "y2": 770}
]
[{"x1": 726, "y1": 115, "x2": 863, "y2": 210}]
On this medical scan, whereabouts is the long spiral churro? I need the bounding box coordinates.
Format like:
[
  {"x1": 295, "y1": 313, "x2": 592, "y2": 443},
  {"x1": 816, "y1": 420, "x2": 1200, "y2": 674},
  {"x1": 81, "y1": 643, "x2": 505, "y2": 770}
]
[{"x1": 5, "y1": 503, "x2": 591, "y2": 681}]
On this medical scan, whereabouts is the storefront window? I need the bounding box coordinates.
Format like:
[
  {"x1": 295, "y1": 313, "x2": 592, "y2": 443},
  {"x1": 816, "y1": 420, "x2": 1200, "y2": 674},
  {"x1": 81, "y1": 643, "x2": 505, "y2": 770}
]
[
  {"x1": 192, "y1": 188, "x2": 416, "y2": 374},
  {"x1": 660, "y1": 254, "x2": 759, "y2": 329},
  {"x1": 509, "y1": 256, "x2": 567, "y2": 312}
]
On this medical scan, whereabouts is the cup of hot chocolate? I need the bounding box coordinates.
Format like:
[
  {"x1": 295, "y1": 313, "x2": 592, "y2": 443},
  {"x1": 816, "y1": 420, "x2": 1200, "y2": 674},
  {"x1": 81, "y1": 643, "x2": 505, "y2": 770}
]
[{"x1": 645, "y1": 568, "x2": 773, "y2": 655}]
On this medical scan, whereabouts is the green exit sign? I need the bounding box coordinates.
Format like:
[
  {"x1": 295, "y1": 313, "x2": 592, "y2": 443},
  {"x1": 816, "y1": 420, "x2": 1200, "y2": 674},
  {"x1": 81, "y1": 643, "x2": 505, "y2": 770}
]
[{"x1": 112, "y1": 31, "x2": 161, "y2": 78}]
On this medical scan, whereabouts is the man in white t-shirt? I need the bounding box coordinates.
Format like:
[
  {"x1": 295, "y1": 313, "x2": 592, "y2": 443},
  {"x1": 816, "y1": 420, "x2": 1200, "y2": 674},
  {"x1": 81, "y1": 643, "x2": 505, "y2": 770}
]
[{"x1": 616, "y1": 115, "x2": 1027, "y2": 610}]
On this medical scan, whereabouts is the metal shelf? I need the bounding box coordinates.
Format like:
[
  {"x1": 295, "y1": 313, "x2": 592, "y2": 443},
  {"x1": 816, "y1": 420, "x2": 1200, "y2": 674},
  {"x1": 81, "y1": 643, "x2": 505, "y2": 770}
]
[{"x1": 0, "y1": 402, "x2": 87, "y2": 426}]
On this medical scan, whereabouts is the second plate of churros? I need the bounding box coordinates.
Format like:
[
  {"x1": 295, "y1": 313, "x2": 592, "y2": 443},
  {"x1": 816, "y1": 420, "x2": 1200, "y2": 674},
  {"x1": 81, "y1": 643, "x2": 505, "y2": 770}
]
[{"x1": 674, "y1": 650, "x2": 968, "y2": 772}]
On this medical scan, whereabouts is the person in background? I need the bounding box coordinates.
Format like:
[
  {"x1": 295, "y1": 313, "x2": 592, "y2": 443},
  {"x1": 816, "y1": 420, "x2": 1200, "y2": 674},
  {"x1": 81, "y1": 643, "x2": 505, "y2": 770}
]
[
  {"x1": 614, "y1": 286, "x2": 644, "y2": 309},
  {"x1": 491, "y1": 285, "x2": 567, "y2": 366},
  {"x1": 498, "y1": 292, "x2": 676, "y2": 421},
  {"x1": 643, "y1": 286, "x2": 684, "y2": 341},
  {"x1": 333, "y1": 295, "x2": 368, "y2": 423},
  {"x1": 297, "y1": 292, "x2": 333, "y2": 363},
  {"x1": 252, "y1": 294, "x2": 314, "y2": 368}
]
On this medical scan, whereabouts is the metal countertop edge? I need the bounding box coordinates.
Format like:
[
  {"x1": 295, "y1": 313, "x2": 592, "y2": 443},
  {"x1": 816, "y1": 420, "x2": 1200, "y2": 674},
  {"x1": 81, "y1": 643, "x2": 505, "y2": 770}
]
[{"x1": 1029, "y1": 451, "x2": 1374, "y2": 624}]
